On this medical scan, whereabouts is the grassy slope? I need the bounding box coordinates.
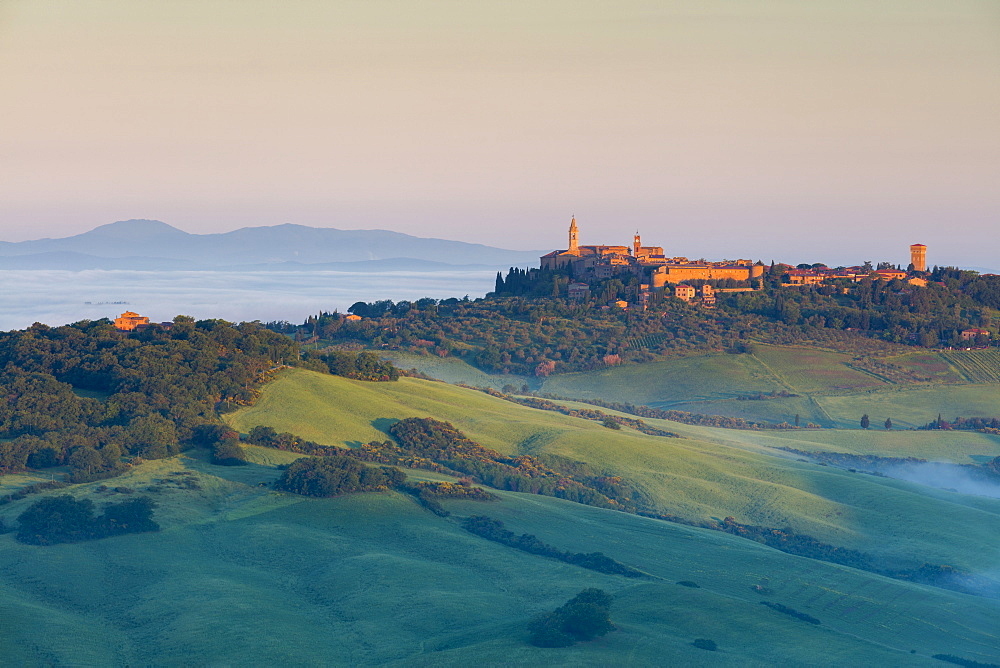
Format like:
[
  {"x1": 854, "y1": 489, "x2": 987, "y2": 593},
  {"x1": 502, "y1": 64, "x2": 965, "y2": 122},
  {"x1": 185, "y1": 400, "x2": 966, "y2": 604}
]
[
  {"x1": 1, "y1": 452, "x2": 998, "y2": 665},
  {"x1": 7, "y1": 347, "x2": 1000, "y2": 665},
  {"x1": 225, "y1": 370, "x2": 1000, "y2": 574},
  {"x1": 541, "y1": 351, "x2": 788, "y2": 406},
  {"x1": 379, "y1": 351, "x2": 537, "y2": 390},
  {"x1": 533, "y1": 345, "x2": 1000, "y2": 429}
]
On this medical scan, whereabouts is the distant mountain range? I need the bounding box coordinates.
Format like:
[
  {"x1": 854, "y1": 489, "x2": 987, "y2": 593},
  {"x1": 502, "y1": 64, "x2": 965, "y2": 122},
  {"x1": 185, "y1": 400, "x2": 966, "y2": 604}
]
[{"x1": 0, "y1": 220, "x2": 544, "y2": 271}]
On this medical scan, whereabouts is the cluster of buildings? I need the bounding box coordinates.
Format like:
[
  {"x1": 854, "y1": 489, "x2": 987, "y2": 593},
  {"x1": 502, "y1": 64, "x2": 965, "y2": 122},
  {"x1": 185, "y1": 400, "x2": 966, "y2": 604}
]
[
  {"x1": 540, "y1": 217, "x2": 765, "y2": 288},
  {"x1": 539, "y1": 218, "x2": 763, "y2": 309},
  {"x1": 783, "y1": 244, "x2": 928, "y2": 287},
  {"x1": 541, "y1": 218, "x2": 934, "y2": 306}
]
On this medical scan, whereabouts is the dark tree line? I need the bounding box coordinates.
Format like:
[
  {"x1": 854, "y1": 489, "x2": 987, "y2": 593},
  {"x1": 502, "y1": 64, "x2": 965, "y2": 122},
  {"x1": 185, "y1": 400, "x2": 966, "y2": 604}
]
[
  {"x1": 759, "y1": 601, "x2": 821, "y2": 625},
  {"x1": 920, "y1": 416, "x2": 1000, "y2": 432},
  {"x1": 15, "y1": 494, "x2": 159, "y2": 545},
  {"x1": 480, "y1": 391, "x2": 679, "y2": 437},
  {"x1": 462, "y1": 515, "x2": 643, "y2": 578}
]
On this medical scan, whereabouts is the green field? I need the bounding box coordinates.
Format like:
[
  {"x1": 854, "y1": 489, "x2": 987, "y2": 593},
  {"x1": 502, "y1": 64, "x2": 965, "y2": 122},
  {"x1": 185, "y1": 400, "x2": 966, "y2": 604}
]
[
  {"x1": 225, "y1": 370, "x2": 1000, "y2": 572},
  {"x1": 2, "y1": 449, "x2": 999, "y2": 665},
  {"x1": 4, "y1": 352, "x2": 1000, "y2": 665},
  {"x1": 541, "y1": 351, "x2": 787, "y2": 405},
  {"x1": 527, "y1": 346, "x2": 1000, "y2": 429},
  {"x1": 378, "y1": 351, "x2": 537, "y2": 390},
  {"x1": 672, "y1": 383, "x2": 1000, "y2": 430},
  {"x1": 548, "y1": 398, "x2": 1000, "y2": 464},
  {"x1": 883, "y1": 351, "x2": 965, "y2": 383},
  {"x1": 941, "y1": 349, "x2": 1000, "y2": 383}
]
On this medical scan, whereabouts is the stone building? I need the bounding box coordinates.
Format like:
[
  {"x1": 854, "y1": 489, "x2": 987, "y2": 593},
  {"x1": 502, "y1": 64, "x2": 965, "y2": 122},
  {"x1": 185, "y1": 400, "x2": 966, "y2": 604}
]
[
  {"x1": 674, "y1": 285, "x2": 696, "y2": 301},
  {"x1": 114, "y1": 311, "x2": 150, "y2": 331},
  {"x1": 540, "y1": 217, "x2": 763, "y2": 285}
]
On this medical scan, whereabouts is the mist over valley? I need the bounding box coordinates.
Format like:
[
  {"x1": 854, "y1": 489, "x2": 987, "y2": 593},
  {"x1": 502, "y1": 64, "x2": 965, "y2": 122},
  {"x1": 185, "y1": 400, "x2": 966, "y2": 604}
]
[{"x1": 0, "y1": 268, "x2": 496, "y2": 331}]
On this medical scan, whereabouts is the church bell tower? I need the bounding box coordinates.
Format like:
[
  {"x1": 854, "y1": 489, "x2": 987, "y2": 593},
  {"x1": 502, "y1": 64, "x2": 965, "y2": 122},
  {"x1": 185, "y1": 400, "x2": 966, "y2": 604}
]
[{"x1": 568, "y1": 216, "x2": 579, "y2": 254}]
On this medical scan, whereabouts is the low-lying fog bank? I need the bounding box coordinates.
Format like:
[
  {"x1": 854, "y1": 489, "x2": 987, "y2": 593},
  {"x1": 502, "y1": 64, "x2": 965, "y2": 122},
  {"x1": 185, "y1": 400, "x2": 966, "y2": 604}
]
[{"x1": 0, "y1": 269, "x2": 496, "y2": 330}]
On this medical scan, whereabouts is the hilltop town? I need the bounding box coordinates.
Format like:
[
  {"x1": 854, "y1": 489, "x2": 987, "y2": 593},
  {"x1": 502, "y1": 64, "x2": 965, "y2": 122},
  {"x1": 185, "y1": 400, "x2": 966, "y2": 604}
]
[
  {"x1": 537, "y1": 217, "x2": 933, "y2": 308},
  {"x1": 118, "y1": 216, "x2": 997, "y2": 356}
]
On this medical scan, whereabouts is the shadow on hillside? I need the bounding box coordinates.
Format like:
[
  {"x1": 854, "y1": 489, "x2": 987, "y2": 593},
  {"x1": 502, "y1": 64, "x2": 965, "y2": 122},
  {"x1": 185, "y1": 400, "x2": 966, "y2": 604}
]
[
  {"x1": 372, "y1": 417, "x2": 400, "y2": 436},
  {"x1": 180, "y1": 451, "x2": 283, "y2": 487}
]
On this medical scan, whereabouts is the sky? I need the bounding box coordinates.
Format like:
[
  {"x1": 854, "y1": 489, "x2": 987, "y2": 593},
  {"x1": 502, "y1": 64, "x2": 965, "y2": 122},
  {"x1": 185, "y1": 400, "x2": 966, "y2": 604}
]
[{"x1": 1, "y1": 0, "x2": 998, "y2": 269}]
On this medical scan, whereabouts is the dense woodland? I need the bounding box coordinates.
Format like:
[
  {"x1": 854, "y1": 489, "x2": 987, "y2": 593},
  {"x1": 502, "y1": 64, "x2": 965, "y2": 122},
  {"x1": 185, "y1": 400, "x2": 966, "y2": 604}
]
[
  {"x1": 269, "y1": 266, "x2": 999, "y2": 376},
  {"x1": 0, "y1": 317, "x2": 299, "y2": 480}
]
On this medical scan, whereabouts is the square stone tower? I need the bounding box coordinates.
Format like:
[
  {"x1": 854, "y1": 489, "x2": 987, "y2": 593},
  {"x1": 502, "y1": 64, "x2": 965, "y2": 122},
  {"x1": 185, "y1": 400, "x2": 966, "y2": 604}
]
[{"x1": 910, "y1": 244, "x2": 926, "y2": 272}]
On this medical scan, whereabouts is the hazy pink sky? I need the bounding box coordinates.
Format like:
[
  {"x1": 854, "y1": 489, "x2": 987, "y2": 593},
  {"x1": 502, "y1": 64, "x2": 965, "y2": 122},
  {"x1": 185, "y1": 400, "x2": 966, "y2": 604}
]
[{"x1": 1, "y1": 1, "x2": 998, "y2": 268}]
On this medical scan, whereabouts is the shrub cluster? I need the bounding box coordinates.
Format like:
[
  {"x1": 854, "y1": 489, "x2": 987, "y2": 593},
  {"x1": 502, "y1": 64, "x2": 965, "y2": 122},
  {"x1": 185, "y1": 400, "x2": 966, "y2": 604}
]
[
  {"x1": 714, "y1": 516, "x2": 990, "y2": 596},
  {"x1": 0, "y1": 480, "x2": 69, "y2": 506},
  {"x1": 306, "y1": 350, "x2": 400, "y2": 382},
  {"x1": 193, "y1": 424, "x2": 248, "y2": 466},
  {"x1": 528, "y1": 589, "x2": 615, "y2": 648},
  {"x1": 16, "y1": 494, "x2": 159, "y2": 545},
  {"x1": 777, "y1": 447, "x2": 927, "y2": 470},
  {"x1": 245, "y1": 420, "x2": 645, "y2": 514},
  {"x1": 243, "y1": 426, "x2": 340, "y2": 457},
  {"x1": 737, "y1": 390, "x2": 800, "y2": 401},
  {"x1": 274, "y1": 456, "x2": 404, "y2": 498},
  {"x1": 397, "y1": 480, "x2": 497, "y2": 517},
  {"x1": 408, "y1": 480, "x2": 496, "y2": 501}
]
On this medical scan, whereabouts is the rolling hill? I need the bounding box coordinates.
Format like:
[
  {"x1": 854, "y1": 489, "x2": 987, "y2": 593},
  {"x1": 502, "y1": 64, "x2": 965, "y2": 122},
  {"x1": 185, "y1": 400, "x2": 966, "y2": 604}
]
[
  {"x1": 1, "y1": 436, "x2": 998, "y2": 665},
  {"x1": 224, "y1": 370, "x2": 1000, "y2": 572},
  {"x1": 2, "y1": 360, "x2": 999, "y2": 664},
  {"x1": 382, "y1": 345, "x2": 1000, "y2": 430}
]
